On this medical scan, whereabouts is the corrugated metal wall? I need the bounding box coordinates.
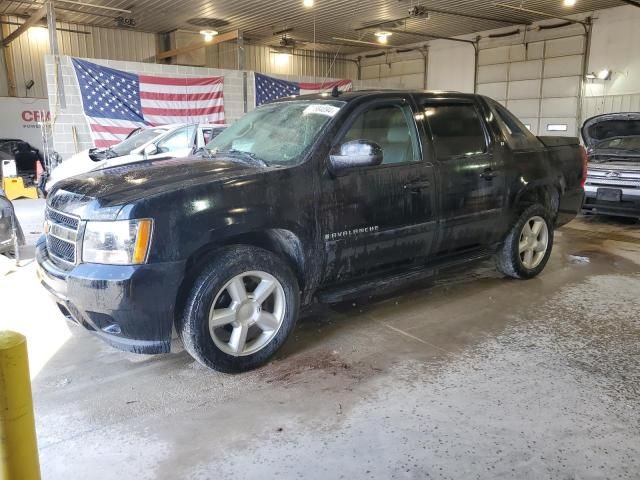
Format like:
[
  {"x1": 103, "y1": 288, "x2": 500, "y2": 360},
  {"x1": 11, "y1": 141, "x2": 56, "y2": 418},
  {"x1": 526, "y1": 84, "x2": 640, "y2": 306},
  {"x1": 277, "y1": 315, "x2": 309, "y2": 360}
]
[
  {"x1": 206, "y1": 42, "x2": 351, "y2": 79},
  {"x1": 582, "y1": 94, "x2": 640, "y2": 119},
  {"x1": 1, "y1": 16, "x2": 156, "y2": 98},
  {"x1": 358, "y1": 50, "x2": 427, "y2": 89}
]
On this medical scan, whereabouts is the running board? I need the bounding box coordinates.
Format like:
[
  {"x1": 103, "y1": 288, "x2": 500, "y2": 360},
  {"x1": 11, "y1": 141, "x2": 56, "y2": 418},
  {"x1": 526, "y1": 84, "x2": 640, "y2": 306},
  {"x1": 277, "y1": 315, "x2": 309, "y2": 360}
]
[{"x1": 316, "y1": 249, "x2": 493, "y2": 304}]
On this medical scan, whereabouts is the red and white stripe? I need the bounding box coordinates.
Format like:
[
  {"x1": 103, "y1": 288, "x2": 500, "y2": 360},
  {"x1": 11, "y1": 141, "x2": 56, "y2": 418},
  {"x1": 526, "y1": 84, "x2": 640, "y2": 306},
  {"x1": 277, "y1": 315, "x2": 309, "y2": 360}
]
[
  {"x1": 88, "y1": 118, "x2": 146, "y2": 148},
  {"x1": 299, "y1": 79, "x2": 352, "y2": 95},
  {"x1": 139, "y1": 75, "x2": 225, "y2": 126},
  {"x1": 87, "y1": 75, "x2": 225, "y2": 148}
]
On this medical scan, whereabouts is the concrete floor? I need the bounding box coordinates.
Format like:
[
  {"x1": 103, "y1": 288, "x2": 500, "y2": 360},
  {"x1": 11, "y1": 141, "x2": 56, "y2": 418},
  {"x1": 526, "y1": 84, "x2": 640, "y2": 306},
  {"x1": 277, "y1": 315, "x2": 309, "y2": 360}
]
[{"x1": 1, "y1": 200, "x2": 639, "y2": 479}]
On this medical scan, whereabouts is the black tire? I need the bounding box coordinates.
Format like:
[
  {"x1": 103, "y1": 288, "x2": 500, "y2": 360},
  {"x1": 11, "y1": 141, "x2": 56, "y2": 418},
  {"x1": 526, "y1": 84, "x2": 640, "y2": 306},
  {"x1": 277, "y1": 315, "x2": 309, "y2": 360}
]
[
  {"x1": 179, "y1": 245, "x2": 299, "y2": 373},
  {"x1": 495, "y1": 204, "x2": 554, "y2": 279}
]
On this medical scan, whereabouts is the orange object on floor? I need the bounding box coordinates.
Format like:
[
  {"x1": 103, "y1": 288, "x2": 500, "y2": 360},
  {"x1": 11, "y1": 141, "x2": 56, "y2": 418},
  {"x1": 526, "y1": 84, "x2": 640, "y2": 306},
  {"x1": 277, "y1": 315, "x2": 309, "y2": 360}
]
[{"x1": 36, "y1": 160, "x2": 43, "y2": 182}]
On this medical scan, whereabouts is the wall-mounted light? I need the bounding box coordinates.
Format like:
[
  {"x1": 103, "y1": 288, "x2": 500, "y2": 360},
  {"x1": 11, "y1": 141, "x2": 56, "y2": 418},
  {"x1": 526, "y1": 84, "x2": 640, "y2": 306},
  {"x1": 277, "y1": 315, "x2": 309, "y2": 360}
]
[
  {"x1": 375, "y1": 31, "x2": 392, "y2": 44},
  {"x1": 563, "y1": 0, "x2": 577, "y2": 7},
  {"x1": 200, "y1": 30, "x2": 218, "y2": 42},
  {"x1": 272, "y1": 52, "x2": 291, "y2": 66},
  {"x1": 29, "y1": 26, "x2": 49, "y2": 41},
  {"x1": 303, "y1": 0, "x2": 314, "y2": 7},
  {"x1": 585, "y1": 69, "x2": 611, "y2": 80}
]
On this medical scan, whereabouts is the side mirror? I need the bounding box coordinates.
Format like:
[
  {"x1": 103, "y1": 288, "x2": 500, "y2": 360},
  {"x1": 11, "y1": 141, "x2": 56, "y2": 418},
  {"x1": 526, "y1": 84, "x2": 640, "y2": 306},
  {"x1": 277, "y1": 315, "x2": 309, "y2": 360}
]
[
  {"x1": 143, "y1": 144, "x2": 158, "y2": 158},
  {"x1": 328, "y1": 140, "x2": 383, "y2": 175}
]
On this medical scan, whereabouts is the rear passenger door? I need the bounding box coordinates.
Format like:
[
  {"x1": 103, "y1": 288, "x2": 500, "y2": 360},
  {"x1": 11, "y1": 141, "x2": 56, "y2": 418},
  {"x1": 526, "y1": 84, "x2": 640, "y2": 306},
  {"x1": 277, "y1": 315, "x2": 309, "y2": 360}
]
[{"x1": 417, "y1": 98, "x2": 506, "y2": 255}]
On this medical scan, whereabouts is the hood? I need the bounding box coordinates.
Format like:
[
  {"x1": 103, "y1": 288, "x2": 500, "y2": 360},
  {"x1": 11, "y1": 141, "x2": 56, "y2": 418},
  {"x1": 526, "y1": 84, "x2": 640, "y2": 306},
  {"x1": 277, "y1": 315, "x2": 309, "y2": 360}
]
[
  {"x1": 581, "y1": 112, "x2": 640, "y2": 148},
  {"x1": 48, "y1": 150, "x2": 94, "y2": 186},
  {"x1": 48, "y1": 156, "x2": 268, "y2": 219}
]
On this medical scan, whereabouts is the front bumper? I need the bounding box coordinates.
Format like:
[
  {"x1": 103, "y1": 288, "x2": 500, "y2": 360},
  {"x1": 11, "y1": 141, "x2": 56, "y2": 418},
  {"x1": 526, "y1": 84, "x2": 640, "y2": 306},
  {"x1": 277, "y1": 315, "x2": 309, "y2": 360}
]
[
  {"x1": 36, "y1": 239, "x2": 185, "y2": 354},
  {"x1": 582, "y1": 185, "x2": 640, "y2": 218}
]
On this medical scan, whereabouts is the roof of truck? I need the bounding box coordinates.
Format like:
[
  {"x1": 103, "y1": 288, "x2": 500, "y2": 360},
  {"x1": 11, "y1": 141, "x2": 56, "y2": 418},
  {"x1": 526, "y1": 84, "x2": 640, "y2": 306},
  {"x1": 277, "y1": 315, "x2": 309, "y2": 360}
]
[{"x1": 273, "y1": 90, "x2": 477, "y2": 103}]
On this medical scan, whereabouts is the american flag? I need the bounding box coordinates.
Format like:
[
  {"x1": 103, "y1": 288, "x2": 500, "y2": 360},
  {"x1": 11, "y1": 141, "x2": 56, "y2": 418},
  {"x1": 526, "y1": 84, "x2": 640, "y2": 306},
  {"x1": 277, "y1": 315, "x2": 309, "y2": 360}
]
[
  {"x1": 72, "y1": 58, "x2": 225, "y2": 148},
  {"x1": 255, "y1": 73, "x2": 352, "y2": 106}
]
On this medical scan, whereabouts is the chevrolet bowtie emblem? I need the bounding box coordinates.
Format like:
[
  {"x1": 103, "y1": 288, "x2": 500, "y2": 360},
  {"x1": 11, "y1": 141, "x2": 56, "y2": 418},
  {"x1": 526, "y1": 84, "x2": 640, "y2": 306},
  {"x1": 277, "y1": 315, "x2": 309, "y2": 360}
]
[{"x1": 605, "y1": 171, "x2": 620, "y2": 177}]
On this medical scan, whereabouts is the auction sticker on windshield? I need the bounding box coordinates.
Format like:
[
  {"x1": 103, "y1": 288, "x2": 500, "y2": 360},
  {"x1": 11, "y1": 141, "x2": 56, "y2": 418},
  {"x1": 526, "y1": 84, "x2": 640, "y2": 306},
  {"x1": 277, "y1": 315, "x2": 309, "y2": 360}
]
[{"x1": 303, "y1": 105, "x2": 340, "y2": 117}]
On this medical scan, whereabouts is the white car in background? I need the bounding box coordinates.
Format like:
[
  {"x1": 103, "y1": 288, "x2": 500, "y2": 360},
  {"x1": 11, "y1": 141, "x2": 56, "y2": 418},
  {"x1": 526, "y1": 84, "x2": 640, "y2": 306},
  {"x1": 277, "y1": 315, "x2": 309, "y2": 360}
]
[{"x1": 45, "y1": 123, "x2": 226, "y2": 192}]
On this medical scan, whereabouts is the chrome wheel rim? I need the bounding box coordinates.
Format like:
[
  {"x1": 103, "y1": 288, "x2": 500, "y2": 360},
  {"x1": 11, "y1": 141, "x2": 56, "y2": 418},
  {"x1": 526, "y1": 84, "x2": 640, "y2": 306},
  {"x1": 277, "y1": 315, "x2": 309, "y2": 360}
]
[
  {"x1": 209, "y1": 271, "x2": 286, "y2": 357},
  {"x1": 519, "y1": 215, "x2": 549, "y2": 269}
]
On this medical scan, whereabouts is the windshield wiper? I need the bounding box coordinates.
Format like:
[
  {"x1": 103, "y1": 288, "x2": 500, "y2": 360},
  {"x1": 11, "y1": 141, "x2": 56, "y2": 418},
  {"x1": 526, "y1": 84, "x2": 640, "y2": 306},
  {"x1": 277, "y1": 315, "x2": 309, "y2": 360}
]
[
  {"x1": 105, "y1": 147, "x2": 119, "y2": 159},
  {"x1": 215, "y1": 149, "x2": 268, "y2": 167}
]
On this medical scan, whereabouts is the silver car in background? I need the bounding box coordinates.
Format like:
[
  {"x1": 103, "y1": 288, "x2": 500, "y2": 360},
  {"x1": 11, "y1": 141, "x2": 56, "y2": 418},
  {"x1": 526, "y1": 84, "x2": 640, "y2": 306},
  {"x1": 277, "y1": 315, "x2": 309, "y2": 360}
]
[{"x1": 582, "y1": 113, "x2": 640, "y2": 219}]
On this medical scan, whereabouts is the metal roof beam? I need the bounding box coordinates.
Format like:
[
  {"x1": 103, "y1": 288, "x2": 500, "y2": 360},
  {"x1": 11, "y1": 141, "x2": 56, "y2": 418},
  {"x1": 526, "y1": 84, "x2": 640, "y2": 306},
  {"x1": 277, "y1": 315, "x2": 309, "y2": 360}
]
[
  {"x1": 385, "y1": 28, "x2": 477, "y2": 46},
  {"x1": 156, "y1": 29, "x2": 239, "y2": 60},
  {"x1": 493, "y1": 3, "x2": 590, "y2": 26},
  {"x1": 355, "y1": 7, "x2": 530, "y2": 32}
]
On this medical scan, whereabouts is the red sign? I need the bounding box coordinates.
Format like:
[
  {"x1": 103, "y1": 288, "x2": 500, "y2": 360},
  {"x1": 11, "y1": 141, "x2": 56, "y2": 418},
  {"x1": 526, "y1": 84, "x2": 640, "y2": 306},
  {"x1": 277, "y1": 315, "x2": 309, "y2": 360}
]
[{"x1": 21, "y1": 110, "x2": 51, "y2": 123}]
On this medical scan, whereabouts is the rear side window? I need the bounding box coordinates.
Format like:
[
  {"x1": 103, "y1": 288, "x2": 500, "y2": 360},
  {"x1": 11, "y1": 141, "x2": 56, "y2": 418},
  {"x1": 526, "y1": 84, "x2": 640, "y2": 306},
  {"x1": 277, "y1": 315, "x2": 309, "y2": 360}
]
[
  {"x1": 488, "y1": 99, "x2": 541, "y2": 149},
  {"x1": 422, "y1": 104, "x2": 487, "y2": 160}
]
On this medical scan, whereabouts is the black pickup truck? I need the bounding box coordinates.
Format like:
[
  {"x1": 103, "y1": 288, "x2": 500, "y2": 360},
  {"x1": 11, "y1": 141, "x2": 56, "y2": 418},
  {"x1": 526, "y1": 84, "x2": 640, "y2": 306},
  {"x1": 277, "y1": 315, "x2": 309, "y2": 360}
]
[{"x1": 37, "y1": 91, "x2": 586, "y2": 372}]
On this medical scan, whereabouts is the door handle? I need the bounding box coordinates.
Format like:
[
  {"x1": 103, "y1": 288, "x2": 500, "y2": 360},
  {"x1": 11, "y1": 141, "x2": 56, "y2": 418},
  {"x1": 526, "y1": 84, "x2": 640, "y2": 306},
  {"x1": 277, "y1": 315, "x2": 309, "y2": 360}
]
[
  {"x1": 403, "y1": 180, "x2": 431, "y2": 192},
  {"x1": 480, "y1": 168, "x2": 497, "y2": 180}
]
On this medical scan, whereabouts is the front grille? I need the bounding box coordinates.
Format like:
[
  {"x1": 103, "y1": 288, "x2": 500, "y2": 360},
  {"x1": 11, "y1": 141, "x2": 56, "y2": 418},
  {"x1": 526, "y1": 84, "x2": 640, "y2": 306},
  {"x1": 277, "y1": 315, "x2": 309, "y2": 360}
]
[
  {"x1": 47, "y1": 235, "x2": 75, "y2": 262},
  {"x1": 45, "y1": 207, "x2": 80, "y2": 265},
  {"x1": 47, "y1": 207, "x2": 80, "y2": 230},
  {"x1": 586, "y1": 178, "x2": 640, "y2": 189},
  {"x1": 587, "y1": 168, "x2": 640, "y2": 189}
]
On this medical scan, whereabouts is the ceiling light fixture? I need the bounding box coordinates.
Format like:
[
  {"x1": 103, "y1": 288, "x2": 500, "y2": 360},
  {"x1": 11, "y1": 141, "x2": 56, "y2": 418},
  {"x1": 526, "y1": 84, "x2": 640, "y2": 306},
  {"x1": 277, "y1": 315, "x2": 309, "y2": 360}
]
[
  {"x1": 375, "y1": 31, "x2": 392, "y2": 44},
  {"x1": 303, "y1": 0, "x2": 314, "y2": 8},
  {"x1": 200, "y1": 30, "x2": 218, "y2": 42},
  {"x1": 585, "y1": 72, "x2": 597, "y2": 79},
  {"x1": 563, "y1": 0, "x2": 577, "y2": 6}
]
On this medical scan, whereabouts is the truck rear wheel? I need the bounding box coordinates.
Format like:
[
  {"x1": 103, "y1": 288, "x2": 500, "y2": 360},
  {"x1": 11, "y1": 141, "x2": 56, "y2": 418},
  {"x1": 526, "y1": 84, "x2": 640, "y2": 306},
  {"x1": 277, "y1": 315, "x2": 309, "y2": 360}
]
[
  {"x1": 179, "y1": 245, "x2": 299, "y2": 372},
  {"x1": 495, "y1": 204, "x2": 554, "y2": 279}
]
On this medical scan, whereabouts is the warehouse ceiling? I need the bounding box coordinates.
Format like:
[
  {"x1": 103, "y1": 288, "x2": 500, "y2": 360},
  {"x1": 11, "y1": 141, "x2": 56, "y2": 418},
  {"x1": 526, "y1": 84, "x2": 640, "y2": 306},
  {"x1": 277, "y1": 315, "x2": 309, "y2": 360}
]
[{"x1": 0, "y1": 0, "x2": 630, "y2": 52}]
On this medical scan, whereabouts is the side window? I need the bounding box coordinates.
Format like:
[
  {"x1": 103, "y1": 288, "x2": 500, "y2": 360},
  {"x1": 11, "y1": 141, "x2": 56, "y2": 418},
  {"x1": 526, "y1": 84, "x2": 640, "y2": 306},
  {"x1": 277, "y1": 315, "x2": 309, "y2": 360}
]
[
  {"x1": 489, "y1": 99, "x2": 541, "y2": 149},
  {"x1": 422, "y1": 103, "x2": 487, "y2": 160},
  {"x1": 341, "y1": 103, "x2": 420, "y2": 165},
  {"x1": 156, "y1": 125, "x2": 196, "y2": 153}
]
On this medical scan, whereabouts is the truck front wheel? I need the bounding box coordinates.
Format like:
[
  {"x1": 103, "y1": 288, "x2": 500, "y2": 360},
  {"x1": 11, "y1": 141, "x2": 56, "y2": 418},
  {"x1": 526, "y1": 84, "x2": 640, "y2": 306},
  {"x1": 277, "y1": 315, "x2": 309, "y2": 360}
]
[
  {"x1": 495, "y1": 204, "x2": 554, "y2": 279},
  {"x1": 179, "y1": 245, "x2": 300, "y2": 372}
]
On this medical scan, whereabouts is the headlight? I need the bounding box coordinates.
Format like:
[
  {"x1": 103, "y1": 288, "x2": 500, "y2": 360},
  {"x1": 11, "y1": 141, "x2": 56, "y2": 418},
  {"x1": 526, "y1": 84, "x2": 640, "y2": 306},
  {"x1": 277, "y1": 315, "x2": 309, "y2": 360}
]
[{"x1": 82, "y1": 219, "x2": 153, "y2": 265}]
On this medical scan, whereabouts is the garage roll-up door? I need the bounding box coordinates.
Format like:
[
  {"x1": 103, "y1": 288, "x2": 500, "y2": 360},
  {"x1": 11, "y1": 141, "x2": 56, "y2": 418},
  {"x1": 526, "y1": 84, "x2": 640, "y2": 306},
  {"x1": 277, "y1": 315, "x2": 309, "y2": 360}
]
[{"x1": 476, "y1": 35, "x2": 586, "y2": 137}]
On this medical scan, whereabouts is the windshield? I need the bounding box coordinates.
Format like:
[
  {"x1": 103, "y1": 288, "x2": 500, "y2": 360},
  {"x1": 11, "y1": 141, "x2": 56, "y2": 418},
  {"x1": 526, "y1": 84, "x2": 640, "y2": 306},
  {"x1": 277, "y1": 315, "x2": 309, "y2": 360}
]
[
  {"x1": 205, "y1": 100, "x2": 344, "y2": 166},
  {"x1": 109, "y1": 127, "x2": 168, "y2": 156},
  {"x1": 594, "y1": 136, "x2": 640, "y2": 152}
]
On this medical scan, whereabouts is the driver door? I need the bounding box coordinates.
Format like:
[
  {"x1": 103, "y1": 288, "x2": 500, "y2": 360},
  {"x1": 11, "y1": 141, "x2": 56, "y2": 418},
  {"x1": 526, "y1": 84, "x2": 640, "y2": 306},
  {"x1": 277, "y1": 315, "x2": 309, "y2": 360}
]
[{"x1": 320, "y1": 97, "x2": 437, "y2": 283}]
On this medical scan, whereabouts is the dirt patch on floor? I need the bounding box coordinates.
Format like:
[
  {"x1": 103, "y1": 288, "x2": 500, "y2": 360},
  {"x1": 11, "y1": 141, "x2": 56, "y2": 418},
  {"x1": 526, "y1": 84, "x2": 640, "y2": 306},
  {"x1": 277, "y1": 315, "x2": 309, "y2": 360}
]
[{"x1": 260, "y1": 349, "x2": 382, "y2": 385}]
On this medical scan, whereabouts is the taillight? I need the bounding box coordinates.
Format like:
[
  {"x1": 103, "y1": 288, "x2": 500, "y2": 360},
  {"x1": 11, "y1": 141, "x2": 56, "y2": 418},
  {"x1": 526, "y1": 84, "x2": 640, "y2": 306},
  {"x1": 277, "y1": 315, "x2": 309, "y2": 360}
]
[{"x1": 580, "y1": 146, "x2": 588, "y2": 188}]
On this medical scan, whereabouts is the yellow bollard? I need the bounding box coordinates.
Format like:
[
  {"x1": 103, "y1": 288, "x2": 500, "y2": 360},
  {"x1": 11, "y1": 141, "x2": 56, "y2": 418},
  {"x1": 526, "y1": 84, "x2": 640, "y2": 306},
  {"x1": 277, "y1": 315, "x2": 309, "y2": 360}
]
[{"x1": 0, "y1": 331, "x2": 41, "y2": 480}]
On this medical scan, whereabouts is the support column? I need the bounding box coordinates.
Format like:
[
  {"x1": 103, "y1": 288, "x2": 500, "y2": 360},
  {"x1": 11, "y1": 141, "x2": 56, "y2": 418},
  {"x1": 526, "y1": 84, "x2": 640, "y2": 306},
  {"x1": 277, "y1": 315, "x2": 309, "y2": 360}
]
[
  {"x1": 46, "y1": 0, "x2": 66, "y2": 109},
  {"x1": 237, "y1": 31, "x2": 247, "y2": 113}
]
